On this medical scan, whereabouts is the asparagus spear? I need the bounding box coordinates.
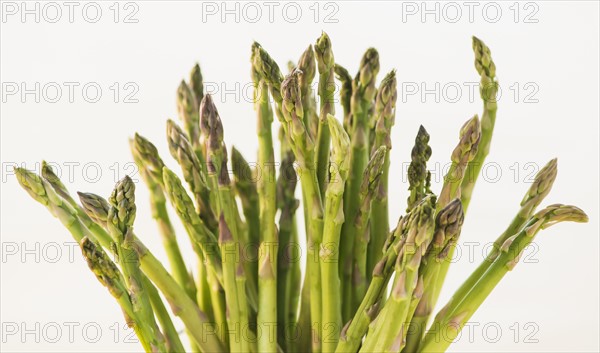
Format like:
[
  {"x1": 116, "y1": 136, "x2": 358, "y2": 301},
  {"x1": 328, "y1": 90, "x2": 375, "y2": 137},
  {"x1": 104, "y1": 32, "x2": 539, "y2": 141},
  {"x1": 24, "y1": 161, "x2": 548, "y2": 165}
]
[
  {"x1": 129, "y1": 133, "x2": 198, "y2": 308},
  {"x1": 276, "y1": 126, "x2": 302, "y2": 353},
  {"x1": 217, "y1": 214, "x2": 251, "y2": 353},
  {"x1": 231, "y1": 146, "x2": 260, "y2": 291},
  {"x1": 341, "y1": 48, "x2": 380, "y2": 323},
  {"x1": 280, "y1": 68, "x2": 326, "y2": 352},
  {"x1": 200, "y1": 94, "x2": 255, "y2": 352},
  {"x1": 334, "y1": 64, "x2": 353, "y2": 135},
  {"x1": 420, "y1": 204, "x2": 588, "y2": 353},
  {"x1": 460, "y1": 36, "x2": 499, "y2": 213},
  {"x1": 107, "y1": 176, "x2": 167, "y2": 352},
  {"x1": 402, "y1": 199, "x2": 464, "y2": 353},
  {"x1": 297, "y1": 44, "x2": 318, "y2": 140},
  {"x1": 359, "y1": 195, "x2": 436, "y2": 353},
  {"x1": 403, "y1": 116, "x2": 480, "y2": 350},
  {"x1": 17, "y1": 169, "x2": 161, "y2": 352},
  {"x1": 80, "y1": 237, "x2": 161, "y2": 352},
  {"x1": 315, "y1": 32, "x2": 336, "y2": 200},
  {"x1": 249, "y1": 42, "x2": 281, "y2": 353},
  {"x1": 41, "y1": 166, "x2": 186, "y2": 352},
  {"x1": 26, "y1": 170, "x2": 225, "y2": 352},
  {"x1": 406, "y1": 126, "x2": 433, "y2": 211},
  {"x1": 77, "y1": 191, "x2": 186, "y2": 353},
  {"x1": 367, "y1": 70, "x2": 398, "y2": 286},
  {"x1": 418, "y1": 159, "x2": 559, "y2": 351},
  {"x1": 352, "y1": 146, "x2": 386, "y2": 311},
  {"x1": 319, "y1": 115, "x2": 350, "y2": 353},
  {"x1": 166, "y1": 120, "x2": 217, "y2": 230},
  {"x1": 335, "y1": 195, "x2": 434, "y2": 353}
]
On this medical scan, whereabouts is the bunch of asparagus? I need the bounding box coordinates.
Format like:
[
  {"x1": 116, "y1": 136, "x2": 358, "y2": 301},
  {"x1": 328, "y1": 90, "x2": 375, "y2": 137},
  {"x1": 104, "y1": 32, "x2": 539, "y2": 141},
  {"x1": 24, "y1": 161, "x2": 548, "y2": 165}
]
[{"x1": 16, "y1": 35, "x2": 588, "y2": 353}]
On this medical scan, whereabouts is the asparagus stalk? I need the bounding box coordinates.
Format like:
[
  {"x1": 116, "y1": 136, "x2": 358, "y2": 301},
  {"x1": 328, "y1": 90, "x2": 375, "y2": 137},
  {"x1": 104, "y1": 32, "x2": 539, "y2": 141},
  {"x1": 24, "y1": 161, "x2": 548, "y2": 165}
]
[
  {"x1": 359, "y1": 196, "x2": 436, "y2": 353},
  {"x1": 334, "y1": 64, "x2": 353, "y2": 135},
  {"x1": 276, "y1": 126, "x2": 302, "y2": 353},
  {"x1": 403, "y1": 116, "x2": 480, "y2": 349},
  {"x1": 218, "y1": 214, "x2": 251, "y2": 353},
  {"x1": 143, "y1": 274, "x2": 187, "y2": 353},
  {"x1": 129, "y1": 134, "x2": 198, "y2": 309},
  {"x1": 77, "y1": 191, "x2": 186, "y2": 353},
  {"x1": 297, "y1": 44, "x2": 318, "y2": 140},
  {"x1": 367, "y1": 70, "x2": 398, "y2": 285},
  {"x1": 280, "y1": 68, "x2": 326, "y2": 352},
  {"x1": 406, "y1": 126, "x2": 433, "y2": 211},
  {"x1": 319, "y1": 115, "x2": 350, "y2": 353},
  {"x1": 107, "y1": 176, "x2": 167, "y2": 352},
  {"x1": 417, "y1": 159, "x2": 559, "y2": 351},
  {"x1": 201, "y1": 94, "x2": 255, "y2": 352},
  {"x1": 249, "y1": 42, "x2": 281, "y2": 353},
  {"x1": 17, "y1": 168, "x2": 160, "y2": 352},
  {"x1": 460, "y1": 36, "x2": 499, "y2": 213},
  {"x1": 402, "y1": 199, "x2": 464, "y2": 353},
  {"x1": 80, "y1": 237, "x2": 159, "y2": 352},
  {"x1": 352, "y1": 146, "x2": 386, "y2": 311},
  {"x1": 315, "y1": 32, "x2": 336, "y2": 200},
  {"x1": 231, "y1": 146, "x2": 260, "y2": 291},
  {"x1": 162, "y1": 167, "x2": 223, "y2": 281},
  {"x1": 28, "y1": 170, "x2": 225, "y2": 352},
  {"x1": 166, "y1": 120, "x2": 218, "y2": 230},
  {"x1": 420, "y1": 204, "x2": 588, "y2": 353},
  {"x1": 335, "y1": 195, "x2": 434, "y2": 353},
  {"x1": 341, "y1": 48, "x2": 380, "y2": 323}
]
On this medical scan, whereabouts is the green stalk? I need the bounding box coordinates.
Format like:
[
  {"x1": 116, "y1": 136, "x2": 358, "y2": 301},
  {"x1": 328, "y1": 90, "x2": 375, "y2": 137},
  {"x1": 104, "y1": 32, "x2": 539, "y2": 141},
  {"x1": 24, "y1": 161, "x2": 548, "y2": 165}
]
[
  {"x1": 333, "y1": 64, "x2": 353, "y2": 135},
  {"x1": 76, "y1": 189, "x2": 186, "y2": 353},
  {"x1": 106, "y1": 176, "x2": 166, "y2": 352},
  {"x1": 201, "y1": 94, "x2": 254, "y2": 352},
  {"x1": 166, "y1": 120, "x2": 217, "y2": 230},
  {"x1": 359, "y1": 196, "x2": 436, "y2": 353},
  {"x1": 80, "y1": 237, "x2": 156, "y2": 352},
  {"x1": 414, "y1": 159, "x2": 559, "y2": 352},
  {"x1": 367, "y1": 70, "x2": 397, "y2": 285},
  {"x1": 420, "y1": 205, "x2": 588, "y2": 353},
  {"x1": 402, "y1": 199, "x2": 464, "y2": 353},
  {"x1": 295, "y1": 44, "x2": 317, "y2": 353},
  {"x1": 162, "y1": 167, "x2": 223, "y2": 283},
  {"x1": 129, "y1": 135, "x2": 198, "y2": 308},
  {"x1": 402, "y1": 117, "x2": 480, "y2": 351},
  {"x1": 352, "y1": 146, "x2": 386, "y2": 311},
  {"x1": 320, "y1": 115, "x2": 350, "y2": 353},
  {"x1": 276, "y1": 126, "x2": 301, "y2": 353},
  {"x1": 23, "y1": 168, "x2": 225, "y2": 352},
  {"x1": 143, "y1": 275, "x2": 187, "y2": 353},
  {"x1": 279, "y1": 67, "x2": 325, "y2": 352},
  {"x1": 218, "y1": 214, "x2": 251, "y2": 353},
  {"x1": 335, "y1": 196, "x2": 433, "y2": 353},
  {"x1": 315, "y1": 32, "x2": 336, "y2": 200},
  {"x1": 232, "y1": 146, "x2": 260, "y2": 293},
  {"x1": 460, "y1": 36, "x2": 499, "y2": 213},
  {"x1": 250, "y1": 42, "x2": 280, "y2": 353},
  {"x1": 341, "y1": 48, "x2": 380, "y2": 324}
]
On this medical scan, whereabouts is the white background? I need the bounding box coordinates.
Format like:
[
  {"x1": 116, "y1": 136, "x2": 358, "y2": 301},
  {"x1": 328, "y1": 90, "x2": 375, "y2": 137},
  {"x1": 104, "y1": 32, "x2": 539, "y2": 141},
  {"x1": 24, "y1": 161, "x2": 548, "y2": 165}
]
[{"x1": 1, "y1": 1, "x2": 599, "y2": 352}]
